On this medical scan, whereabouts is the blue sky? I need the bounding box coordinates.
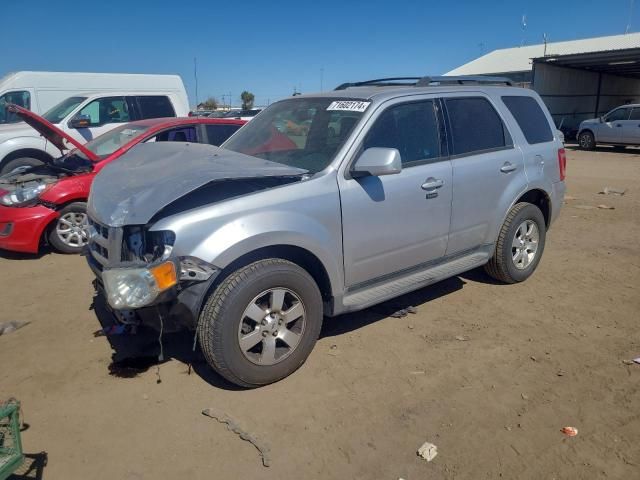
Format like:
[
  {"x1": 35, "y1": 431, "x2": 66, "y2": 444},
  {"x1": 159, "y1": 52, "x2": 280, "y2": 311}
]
[{"x1": 3, "y1": 0, "x2": 637, "y2": 107}]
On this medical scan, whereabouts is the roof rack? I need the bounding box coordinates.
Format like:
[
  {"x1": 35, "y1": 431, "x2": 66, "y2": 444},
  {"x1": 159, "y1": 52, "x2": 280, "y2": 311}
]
[{"x1": 334, "y1": 75, "x2": 513, "y2": 90}]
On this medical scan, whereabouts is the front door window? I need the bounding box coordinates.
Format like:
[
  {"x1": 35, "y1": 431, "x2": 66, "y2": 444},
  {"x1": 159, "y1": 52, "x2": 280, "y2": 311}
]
[
  {"x1": 0, "y1": 91, "x2": 31, "y2": 124},
  {"x1": 76, "y1": 97, "x2": 130, "y2": 127}
]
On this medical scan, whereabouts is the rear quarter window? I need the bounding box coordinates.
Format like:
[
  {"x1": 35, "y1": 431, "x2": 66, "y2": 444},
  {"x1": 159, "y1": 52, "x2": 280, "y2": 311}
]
[
  {"x1": 136, "y1": 96, "x2": 176, "y2": 119},
  {"x1": 502, "y1": 96, "x2": 553, "y2": 144},
  {"x1": 445, "y1": 97, "x2": 510, "y2": 156}
]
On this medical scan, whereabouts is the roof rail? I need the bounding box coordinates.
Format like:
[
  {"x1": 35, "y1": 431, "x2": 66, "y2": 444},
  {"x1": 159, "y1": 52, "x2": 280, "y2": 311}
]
[
  {"x1": 417, "y1": 75, "x2": 513, "y2": 86},
  {"x1": 334, "y1": 75, "x2": 513, "y2": 90},
  {"x1": 334, "y1": 77, "x2": 424, "y2": 90}
]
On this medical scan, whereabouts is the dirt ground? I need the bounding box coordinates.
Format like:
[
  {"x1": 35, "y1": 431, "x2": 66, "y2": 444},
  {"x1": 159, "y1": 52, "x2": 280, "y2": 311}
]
[{"x1": 1, "y1": 147, "x2": 639, "y2": 480}]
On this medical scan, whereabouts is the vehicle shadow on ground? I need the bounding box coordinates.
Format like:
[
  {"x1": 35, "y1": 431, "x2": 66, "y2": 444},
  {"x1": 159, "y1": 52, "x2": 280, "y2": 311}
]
[
  {"x1": 0, "y1": 248, "x2": 53, "y2": 261},
  {"x1": 8, "y1": 451, "x2": 48, "y2": 480},
  {"x1": 320, "y1": 267, "x2": 505, "y2": 338},
  {"x1": 91, "y1": 268, "x2": 499, "y2": 390},
  {"x1": 91, "y1": 294, "x2": 244, "y2": 391}
]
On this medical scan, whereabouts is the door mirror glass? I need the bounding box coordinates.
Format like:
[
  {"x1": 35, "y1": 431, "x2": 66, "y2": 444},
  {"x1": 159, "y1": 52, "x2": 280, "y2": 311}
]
[
  {"x1": 352, "y1": 147, "x2": 402, "y2": 177},
  {"x1": 69, "y1": 114, "x2": 91, "y2": 129}
]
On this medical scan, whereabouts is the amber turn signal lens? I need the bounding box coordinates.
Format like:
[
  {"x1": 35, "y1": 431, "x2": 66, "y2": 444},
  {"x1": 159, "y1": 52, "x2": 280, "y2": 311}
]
[{"x1": 150, "y1": 261, "x2": 177, "y2": 290}]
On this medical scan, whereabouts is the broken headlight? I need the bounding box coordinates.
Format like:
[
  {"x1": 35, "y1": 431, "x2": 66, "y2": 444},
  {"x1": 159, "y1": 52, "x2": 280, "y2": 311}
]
[{"x1": 121, "y1": 227, "x2": 176, "y2": 263}]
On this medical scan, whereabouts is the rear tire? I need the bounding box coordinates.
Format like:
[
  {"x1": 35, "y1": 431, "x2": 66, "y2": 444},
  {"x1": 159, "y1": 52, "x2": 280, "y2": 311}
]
[
  {"x1": 485, "y1": 202, "x2": 546, "y2": 284},
  {"x1": 1, "y1": 157, "x2": 44, "y2": 175},
  {"x1": 48, "y1": 202, "x2": 89, "y2": 254},
  {"x1": 198, "y1": 259, "x2": 323, "y2": 388},
  {"x1": 578, "y1": 131, "x2": 595, "y2": 150}
]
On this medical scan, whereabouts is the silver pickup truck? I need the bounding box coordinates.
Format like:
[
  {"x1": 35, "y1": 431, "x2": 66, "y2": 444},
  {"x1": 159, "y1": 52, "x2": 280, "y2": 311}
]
[{"x1": 86, "y1": 76, "x2": 566, "y2": 388}]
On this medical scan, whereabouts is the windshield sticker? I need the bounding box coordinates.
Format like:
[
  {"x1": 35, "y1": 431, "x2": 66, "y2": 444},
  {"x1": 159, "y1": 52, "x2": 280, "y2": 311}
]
[{"x1": 327, "y1": 101, "x2": 370, "y2": 112}]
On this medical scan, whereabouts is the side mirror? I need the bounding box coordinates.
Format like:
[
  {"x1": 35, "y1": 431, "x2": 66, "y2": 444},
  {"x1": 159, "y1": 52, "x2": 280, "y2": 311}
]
[
  {"x1": 69, "y1": 114, "x2": 91, "y2": 129},
  {"x1": 352, "y1": 147, "x2": 402, "y2": 177},
  {"x1": 600, "y1": 116, "x2": 605, "y2": 123}
]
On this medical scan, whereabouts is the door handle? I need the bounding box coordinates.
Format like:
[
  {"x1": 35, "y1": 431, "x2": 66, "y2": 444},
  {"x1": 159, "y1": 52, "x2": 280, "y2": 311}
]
[
  {"x1": 616, "y1": 124, "x2": 622, "y2": 127},
  {"x1": 500, "y1": 162, "x2": 518, "y2": 173},
  {"x1": 421, "y1": 178, "x2": 444, "y2": 190}
]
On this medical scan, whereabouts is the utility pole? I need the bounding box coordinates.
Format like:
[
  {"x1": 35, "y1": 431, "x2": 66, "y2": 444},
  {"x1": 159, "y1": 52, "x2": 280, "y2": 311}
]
[
  {"x1": 194, "y1": 57, "x2": 199, "y2": 110},
  {"x1": 626, "y1": 0, "x2": 635, "y2": 33},
  {"x1": 320, "y1": 67, "x2": 324, "y2": 92}
]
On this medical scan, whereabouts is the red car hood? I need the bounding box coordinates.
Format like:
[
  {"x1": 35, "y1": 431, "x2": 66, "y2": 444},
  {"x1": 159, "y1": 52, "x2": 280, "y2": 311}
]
[{"x1": 6, "y1": 104, "x2": 99, "y2": 161}]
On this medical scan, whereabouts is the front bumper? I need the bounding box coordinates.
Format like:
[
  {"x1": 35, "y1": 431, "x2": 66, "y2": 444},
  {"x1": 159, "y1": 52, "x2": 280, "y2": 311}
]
[
  {"x1": 89, "y1": 254, "x2": 220, "y2": 331},
  {"x1": 0, "y1": 204, "x2": 58, "y2": 253}
]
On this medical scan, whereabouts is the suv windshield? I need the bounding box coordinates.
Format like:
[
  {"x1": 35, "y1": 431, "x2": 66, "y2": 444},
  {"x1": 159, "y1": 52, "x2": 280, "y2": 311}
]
[
  {"x1": 42, "y1": 96, "x2": 87, "y2": 124},
  {"x1": 222, "y1": 98, "x2": 367, "y2": 173}
]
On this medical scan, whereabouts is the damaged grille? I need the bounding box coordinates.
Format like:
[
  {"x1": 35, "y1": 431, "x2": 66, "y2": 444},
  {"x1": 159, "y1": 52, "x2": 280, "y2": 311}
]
[
  {"x1": 87, "y1": 216, "x2": 175, "y2": 273},
  {"x1": 87, "y1": 217, "x2": 121, "y2": 271}
]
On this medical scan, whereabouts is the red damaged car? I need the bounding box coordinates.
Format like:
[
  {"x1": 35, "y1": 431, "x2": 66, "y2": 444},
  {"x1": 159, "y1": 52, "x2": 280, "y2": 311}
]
[{"x1": 0, "y1": 105, "x2": 245, "y2": 254}]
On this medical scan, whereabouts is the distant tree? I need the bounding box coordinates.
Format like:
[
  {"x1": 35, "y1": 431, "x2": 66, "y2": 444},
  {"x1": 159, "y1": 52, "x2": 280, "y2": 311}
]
[
  {"x1": 240, "y1": 91, "x2": 255, "y2": 110},
  {"x1": 198, "y1": 97, "x2": 218, "y2": 110}
]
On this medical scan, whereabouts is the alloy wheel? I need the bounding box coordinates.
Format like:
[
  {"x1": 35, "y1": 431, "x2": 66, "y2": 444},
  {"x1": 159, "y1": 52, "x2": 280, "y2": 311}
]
[
  {"x1": 238, "y1": 288, "x2": 306, "y2": 366},
  {"x1": 55, "y1": 212, "x2": 89, "y2": 248},
  {"x1": 511, "y1": 220, "x2": 539, "y2": 270}
]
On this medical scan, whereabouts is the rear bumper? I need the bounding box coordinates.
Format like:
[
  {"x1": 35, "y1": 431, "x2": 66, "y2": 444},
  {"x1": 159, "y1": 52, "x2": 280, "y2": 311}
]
[
  {"x1": 0, "y1": 204, "x2": 58, "y2": 253},
  {"x1": 549, "y1": 180, "x2": 566, "y2": 226}
]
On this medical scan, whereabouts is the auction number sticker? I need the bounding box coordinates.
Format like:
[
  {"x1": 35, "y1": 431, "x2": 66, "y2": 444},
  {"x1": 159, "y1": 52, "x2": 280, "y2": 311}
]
[{"x1": 327, "y1": 101, "x2": 370, "y2": 112}]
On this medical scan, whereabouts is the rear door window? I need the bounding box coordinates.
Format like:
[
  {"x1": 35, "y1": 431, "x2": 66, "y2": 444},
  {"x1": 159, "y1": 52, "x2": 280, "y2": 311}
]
[
  {"x1": 203, "y1": 124, "x2": 242, "y2": 146},
  {"x1": 502, "y1": 96, "x2": 553, "y2": 144},
  {"x1": 136, "y1": 96, "x2": 176, "y2": 119},
  {"x1": 445, "y1": 97, "x2": 510, "y2": 156},
  {"x1": 363, "y1": 100, "x2": 441, "y2": 166},
  {"x1": 629, "y1": 108, "x2": 640, "y2": 120}
]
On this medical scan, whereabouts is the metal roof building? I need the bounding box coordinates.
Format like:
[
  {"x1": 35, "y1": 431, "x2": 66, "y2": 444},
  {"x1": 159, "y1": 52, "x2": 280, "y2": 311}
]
[{"x1": 446, "y1": 33, "x2": 640, "y2": 133}]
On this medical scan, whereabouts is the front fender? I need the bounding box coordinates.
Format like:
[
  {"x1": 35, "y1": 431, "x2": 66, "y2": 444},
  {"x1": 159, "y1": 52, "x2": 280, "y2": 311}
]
[
  {"x1": 185, "y1": 211, "x2": 344, "y2": 296},
  {"x1": 0, "y1": 135, "x2": 59, "y2": 161}
]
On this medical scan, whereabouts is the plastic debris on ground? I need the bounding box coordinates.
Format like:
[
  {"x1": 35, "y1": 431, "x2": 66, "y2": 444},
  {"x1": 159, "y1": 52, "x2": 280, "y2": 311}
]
[
  {"x1": 597, "y1": 204, "x2": 615, "y2": 210},
  {"x1": 390, "y1": 306, "x2": 418, "y2": 318},
  {"x1": 634, "y1": 357, "x2": 640, "y2": 365},
  {"x1": 417, "y1": 441, "x2": 438, "y2": 462},
  {"x1": 561, "y1": 426, "x2": 578, "y2": 437},
  {"x1": 598, "y1": 187, "x2": 627, "y2": 196},
  {"x1": 202, "y1": 408, "x2": 271, "y2": 467},
  {"x1": 0, "y1": 321, "x2": 29, "y2": 336}
]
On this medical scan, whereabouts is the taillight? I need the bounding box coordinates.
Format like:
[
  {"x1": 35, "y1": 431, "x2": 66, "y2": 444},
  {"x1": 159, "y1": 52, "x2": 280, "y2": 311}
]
[{"x1": 558, "y1": 148, "x2": 566, "y2": 181}]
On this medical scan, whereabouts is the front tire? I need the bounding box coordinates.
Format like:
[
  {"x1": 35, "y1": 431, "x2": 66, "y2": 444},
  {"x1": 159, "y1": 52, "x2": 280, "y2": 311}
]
[
  {"x1": 578, "y1": 131, "x2": 595, "y2": 150},
  {"x1": 48, "y1": 202, "x2": 89, "y2": 254},
  {"x1": 485, "y1": 202, "x2": 546, "y2": 284},
  {"x1": 198, "y1": 259, "x2": 323, "y2": 388}
]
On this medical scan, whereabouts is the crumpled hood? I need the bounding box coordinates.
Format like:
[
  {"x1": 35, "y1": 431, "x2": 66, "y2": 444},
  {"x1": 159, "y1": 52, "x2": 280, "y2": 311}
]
[{"x1": 88, "y1": 142, "x2": 307, "y2": 227}]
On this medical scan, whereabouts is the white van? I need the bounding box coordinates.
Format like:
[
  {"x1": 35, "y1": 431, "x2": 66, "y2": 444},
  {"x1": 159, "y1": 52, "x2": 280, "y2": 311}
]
[
  {"x1": 0, "y1": 71, "x2": 188, "y2": 124},
  {"x1": 0, "y1": 73, "x2": 189, "y2": 173}
]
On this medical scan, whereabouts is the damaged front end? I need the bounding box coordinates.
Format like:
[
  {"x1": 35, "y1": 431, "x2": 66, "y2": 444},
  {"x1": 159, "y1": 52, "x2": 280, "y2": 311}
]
[
  {"x1": 86, "y1": 142, "x2": 308, "y2": 331},
  {"x1": 87, "y1": 219, "x2": 220, "y2": 331}
]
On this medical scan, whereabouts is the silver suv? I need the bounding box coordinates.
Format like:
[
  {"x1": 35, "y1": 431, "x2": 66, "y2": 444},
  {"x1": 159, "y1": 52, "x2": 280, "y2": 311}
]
[
  {"x1": 86, "y1": 76, "x2": 566, "y2": 388},
  {"x1": 577, "y1": 104, "x2": 640, "y2": 149}
]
